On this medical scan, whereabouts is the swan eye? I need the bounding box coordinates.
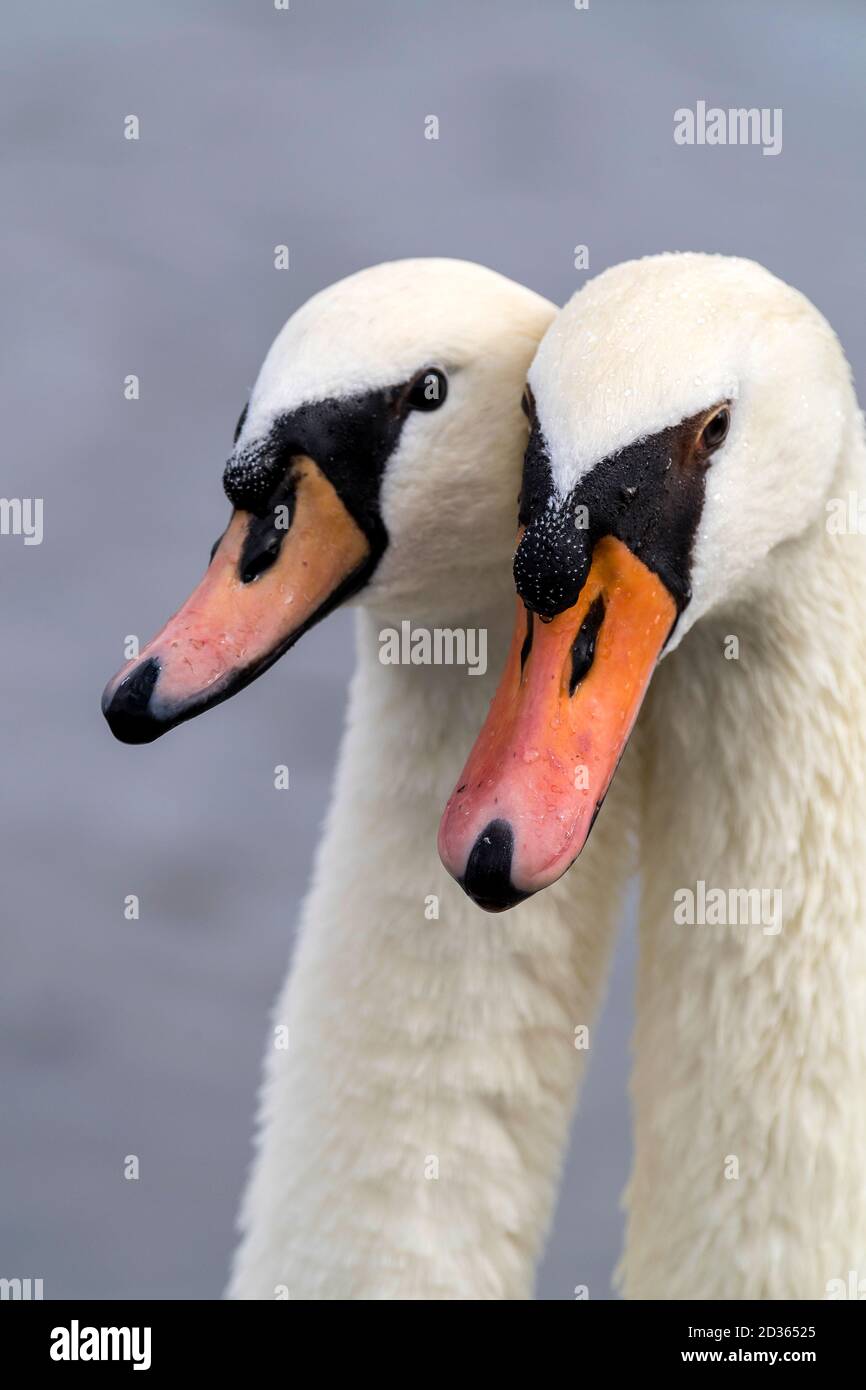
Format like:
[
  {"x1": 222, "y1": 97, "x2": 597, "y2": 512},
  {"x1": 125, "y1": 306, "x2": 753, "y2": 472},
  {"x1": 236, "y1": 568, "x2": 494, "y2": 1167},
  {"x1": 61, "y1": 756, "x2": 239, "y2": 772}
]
[
  {"x1": 233, "y1": 403, "x2": 249, "y2": 444},
  {"x1": 406, "y1": 368, "x2": 447, "y2": 412},
  {"x1": 698, "y1": 406, "x2": 730, "y2": 455}
]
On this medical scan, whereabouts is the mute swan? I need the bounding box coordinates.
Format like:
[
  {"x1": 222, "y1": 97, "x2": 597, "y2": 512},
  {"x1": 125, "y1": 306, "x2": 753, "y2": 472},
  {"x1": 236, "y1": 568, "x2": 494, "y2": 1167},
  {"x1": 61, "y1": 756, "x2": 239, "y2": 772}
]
[
  {"x1": 103, "y1": 259, "x2": 633, "y2": 1300},
  {"x1": 439, "y1": 252, "x2": 866, "y2": 1299}
]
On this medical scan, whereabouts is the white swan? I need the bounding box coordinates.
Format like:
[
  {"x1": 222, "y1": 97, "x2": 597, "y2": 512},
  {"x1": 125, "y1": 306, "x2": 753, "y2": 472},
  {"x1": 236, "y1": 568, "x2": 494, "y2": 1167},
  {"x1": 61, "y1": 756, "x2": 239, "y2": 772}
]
[
  {"x1": 104, "y1": 259, "x2": 635, "y2": 1299},
  {"x1": 439, "y1": 252, "x2": 866, "y2": 1299}
]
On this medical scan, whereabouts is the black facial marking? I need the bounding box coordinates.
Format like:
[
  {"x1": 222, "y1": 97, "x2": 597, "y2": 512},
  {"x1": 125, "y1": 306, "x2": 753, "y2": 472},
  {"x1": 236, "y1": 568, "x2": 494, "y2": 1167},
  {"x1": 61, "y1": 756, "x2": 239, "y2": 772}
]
[
  {"x1": 516, "y1": 406, "x2": 725, "y2": 621},
  {"x1": 518, "y1": 415, "x2": 556, "y2": 529},
  {"x1": 233, "y1": 403, "x2": 248, "y2": 445},
  {"x1": 569, "y1": 595, "x2": 605, "y2": 696},
  {"x1": 224, "y1": 377, "x2": 425, "y2": 592},
  {"x1": 520, "y1": 607, "x2": 534, "y2": 674}
]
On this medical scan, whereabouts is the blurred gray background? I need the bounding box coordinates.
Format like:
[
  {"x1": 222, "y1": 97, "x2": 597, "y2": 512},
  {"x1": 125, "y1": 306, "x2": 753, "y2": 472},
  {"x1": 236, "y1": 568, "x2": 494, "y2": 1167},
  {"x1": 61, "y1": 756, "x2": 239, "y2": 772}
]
[{"x1": 2, "y1": 0, "x2": 864, "y2": 1300}]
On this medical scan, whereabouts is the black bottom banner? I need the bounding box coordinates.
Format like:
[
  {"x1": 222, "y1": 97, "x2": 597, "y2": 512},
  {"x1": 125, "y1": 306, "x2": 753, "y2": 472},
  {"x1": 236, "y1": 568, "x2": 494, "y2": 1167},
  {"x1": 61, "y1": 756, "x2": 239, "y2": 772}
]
[{"x1": 2, "y1": 1298, "x2": 860, "y2": 1375}]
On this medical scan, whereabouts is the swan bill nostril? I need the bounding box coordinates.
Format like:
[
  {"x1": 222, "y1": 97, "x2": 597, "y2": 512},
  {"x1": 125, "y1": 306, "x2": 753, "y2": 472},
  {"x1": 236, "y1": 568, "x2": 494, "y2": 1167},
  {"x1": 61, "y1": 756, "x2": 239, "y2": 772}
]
[
  {"x1": 460, "y1": 819, "x2": 530, "y2": 914},
  {"x1": 569, "y1": 594, "x2": 606, "y2": 695},
  {"x1": 240, "y1": 533, "x2": 282, "y2": 584},
  {"x1": 519, "y1": 608, "x2": 534, "y2": 675},
  {"x1": 102, "y1": 657, "x2": 163, "y2": 744}
]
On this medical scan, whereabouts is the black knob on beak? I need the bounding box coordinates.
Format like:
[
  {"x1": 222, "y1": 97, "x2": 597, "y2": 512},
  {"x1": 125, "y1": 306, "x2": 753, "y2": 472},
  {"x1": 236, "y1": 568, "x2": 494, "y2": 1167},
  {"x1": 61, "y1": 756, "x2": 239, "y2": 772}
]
[
  {"x1": 514, "y1": 506, "x2": 593, "y2": 621},
  {"x1": 223, "y1": 440, "x2": 282, "y2": 513}
]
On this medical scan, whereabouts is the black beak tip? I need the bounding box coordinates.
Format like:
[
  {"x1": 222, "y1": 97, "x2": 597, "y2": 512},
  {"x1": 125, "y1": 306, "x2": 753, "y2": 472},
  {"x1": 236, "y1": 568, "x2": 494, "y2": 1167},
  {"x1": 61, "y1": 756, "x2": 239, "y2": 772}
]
[
  {"x1": 460, "y1": 818, "x2": 530, "y2": 914},
  {"x1": 102, "y1": 657, "x2": 165, "y2": 745}
]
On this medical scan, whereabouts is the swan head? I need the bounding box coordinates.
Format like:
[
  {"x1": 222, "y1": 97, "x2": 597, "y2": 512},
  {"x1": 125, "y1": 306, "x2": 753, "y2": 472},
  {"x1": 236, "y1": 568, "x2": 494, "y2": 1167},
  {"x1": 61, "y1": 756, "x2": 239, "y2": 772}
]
[
  {"x1": 439, "y1": 252, "x2": 854, "y2": 909},
  {"x1": 102, "y1": 258, "x2": 554, "y2": 743}
]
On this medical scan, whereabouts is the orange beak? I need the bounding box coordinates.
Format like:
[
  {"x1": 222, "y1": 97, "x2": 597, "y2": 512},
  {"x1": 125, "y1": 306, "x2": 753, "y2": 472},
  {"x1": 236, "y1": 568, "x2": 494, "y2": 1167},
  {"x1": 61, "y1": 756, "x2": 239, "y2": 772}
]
[
  {"x1": 101, "y1": 456, "x2": 370, "y2": 743},
  {"x1": 437, "y1": 535, "x2": 676, "y2": 910}
]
